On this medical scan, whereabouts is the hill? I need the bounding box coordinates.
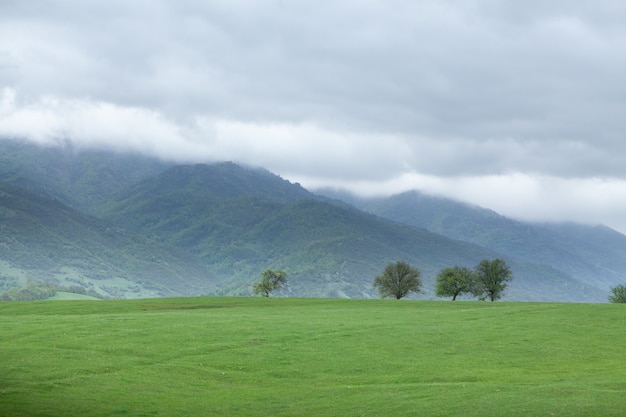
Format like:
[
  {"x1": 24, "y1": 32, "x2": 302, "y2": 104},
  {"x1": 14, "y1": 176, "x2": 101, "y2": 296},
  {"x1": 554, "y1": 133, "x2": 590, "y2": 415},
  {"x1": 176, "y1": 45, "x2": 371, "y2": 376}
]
[
  {"x1": 97, "y1": 163, "x2": 496, "y2": 298},
  {"x1": 0, "y1": 139, "x2": 618, "y2": 301},
  {"x1": 97, "y1": 162, "x2": 603, "y2": 300},
  {"x1": 0, "y1": 140, "x2": 169, "y2": 213},
  {"x1": 319, "y1": 189, "x2": 626, "y2": 297},
  {"x1": 0, "y1": 182, "x2": 217, "y2": 298}
]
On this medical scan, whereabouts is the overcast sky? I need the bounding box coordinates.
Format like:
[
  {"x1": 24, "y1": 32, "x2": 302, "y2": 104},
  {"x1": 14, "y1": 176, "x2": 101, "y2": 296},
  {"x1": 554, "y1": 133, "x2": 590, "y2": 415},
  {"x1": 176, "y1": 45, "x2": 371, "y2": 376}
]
[{"x1": 1, "y1": 1, "x2": 626, "y2": 232}]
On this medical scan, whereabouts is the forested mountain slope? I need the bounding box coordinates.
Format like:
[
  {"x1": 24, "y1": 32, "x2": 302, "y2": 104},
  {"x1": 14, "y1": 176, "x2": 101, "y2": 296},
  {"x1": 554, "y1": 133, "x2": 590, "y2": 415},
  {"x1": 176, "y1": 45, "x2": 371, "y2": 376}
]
[
  {"x1": 320, "y1": 189, "x2": 626, "y2": 297},
  {"x1": 97, "y1": 163, "x2": 497, "y2": 297},
  {"x1": 96, "y1": 162, "x2": 603, "y2": 300},
  {"x1": 0, "y1": 182, "x2": 216, "y2": 298},
  {"x1": 0, "y1": 140, "x2": 616, "y2": 301},
  {"x1": 0, "y1": 140, "x2": 169, "y2": 213}
]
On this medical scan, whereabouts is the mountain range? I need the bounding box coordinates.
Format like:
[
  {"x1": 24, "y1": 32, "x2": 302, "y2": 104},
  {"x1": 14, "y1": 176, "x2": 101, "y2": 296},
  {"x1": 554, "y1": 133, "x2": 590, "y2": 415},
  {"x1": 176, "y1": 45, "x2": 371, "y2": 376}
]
[{"x1": 1, "y1": 139, "x2": 624, "y2": 302}]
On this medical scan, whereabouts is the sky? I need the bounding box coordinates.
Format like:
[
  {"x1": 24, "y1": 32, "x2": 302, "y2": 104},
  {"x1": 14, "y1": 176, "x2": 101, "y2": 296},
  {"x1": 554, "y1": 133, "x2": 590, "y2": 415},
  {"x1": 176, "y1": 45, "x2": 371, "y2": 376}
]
[{"x1": 1, "y1": 1, "x2": 626, "y2": 233}]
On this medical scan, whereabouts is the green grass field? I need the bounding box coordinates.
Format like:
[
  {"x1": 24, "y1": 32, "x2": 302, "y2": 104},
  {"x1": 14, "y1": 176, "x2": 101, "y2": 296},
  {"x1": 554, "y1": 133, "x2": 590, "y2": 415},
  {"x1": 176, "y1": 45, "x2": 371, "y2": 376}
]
[{"x1": 1, "y1": 297, "x2": 625, "y2": 416}]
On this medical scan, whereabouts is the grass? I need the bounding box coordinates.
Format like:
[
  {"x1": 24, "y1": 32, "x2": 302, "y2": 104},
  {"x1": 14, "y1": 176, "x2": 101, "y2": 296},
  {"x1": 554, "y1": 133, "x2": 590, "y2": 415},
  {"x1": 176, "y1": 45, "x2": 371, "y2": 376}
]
[{"x1": 1, "y1": 297, "x2": 625, "y2": 416}]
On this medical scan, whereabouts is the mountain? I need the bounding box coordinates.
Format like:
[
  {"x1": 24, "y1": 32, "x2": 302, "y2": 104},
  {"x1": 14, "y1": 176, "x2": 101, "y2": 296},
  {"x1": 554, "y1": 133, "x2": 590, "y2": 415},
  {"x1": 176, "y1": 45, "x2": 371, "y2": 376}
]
[
  {"x1": 96, "y1": 163, "x2": 492, "y2": 297},
  {"x1": 0, "y1": 139, "x2": 618, "y2": 301},
  {"x1": 318, "y1": 189, "x2": 626, "y2": 299},
  {"x1": 96, "y1": 161, "x2": 606, "y2": 301},
  {"x1": 0, "y1": 140, "x2": 169, "y2": 213},
  {"x1": 0, "y1": 182, "x2": 217, "y2": 298}
]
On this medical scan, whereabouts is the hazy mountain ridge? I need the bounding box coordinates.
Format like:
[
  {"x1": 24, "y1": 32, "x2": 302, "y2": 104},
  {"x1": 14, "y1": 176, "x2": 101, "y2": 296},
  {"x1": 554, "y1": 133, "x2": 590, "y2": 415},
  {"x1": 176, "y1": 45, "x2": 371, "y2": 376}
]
[
  {"x1": 0, "y1": 140, "x2": 170, "y2": 213},
  {"x1": 0, "y1": 181, "x2": 217, "y2": 298},
  {"x1": 97, "y1": 164, "x2": 507, "y2": 298},
  {"x1": 318, "y1": 189, "x2": 626, "y2": 295},
  {"x1": 0, "y1": 140, "x2": 620, "y2": 301}
]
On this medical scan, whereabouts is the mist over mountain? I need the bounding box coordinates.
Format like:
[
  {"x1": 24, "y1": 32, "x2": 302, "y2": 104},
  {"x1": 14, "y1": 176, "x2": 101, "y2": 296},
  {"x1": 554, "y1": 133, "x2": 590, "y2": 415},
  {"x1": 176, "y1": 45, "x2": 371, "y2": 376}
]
[
  {"x1": 0, "y1": 140, "x2": 621, "y2": 302},
  {"x1": 319, "y1": 188, "x2": 626, "y2": 297},
  {"x1": 0, "y1": 140, "x2": 170, "y2": 213}
]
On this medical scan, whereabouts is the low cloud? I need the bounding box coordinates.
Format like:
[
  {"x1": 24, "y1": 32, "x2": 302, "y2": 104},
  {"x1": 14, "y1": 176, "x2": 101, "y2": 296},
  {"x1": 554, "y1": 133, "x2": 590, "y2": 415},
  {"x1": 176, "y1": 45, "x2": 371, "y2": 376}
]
[
  {"x1": 0, "y1": 88, "x2": 201, "y2": 159},
  {"x1": 301, "y1": 172, "x2": 626, "y2": 234},
  {"x1": 2, "y1": 1, "x2": 626, "y2": 232}
]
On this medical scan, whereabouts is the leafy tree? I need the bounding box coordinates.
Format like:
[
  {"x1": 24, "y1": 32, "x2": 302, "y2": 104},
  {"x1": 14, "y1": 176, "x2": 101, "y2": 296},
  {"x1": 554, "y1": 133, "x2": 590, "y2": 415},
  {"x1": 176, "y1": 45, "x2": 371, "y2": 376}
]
[
  {"x1": 435, "y1": 266, "x2": 474, "y2": 301},
  {"x1": 608, "y1": 284, "x2": 626, "y2": 303},
  {"x1": 1, "y1": 281, "x2": 57, "y2": 302},
  {"x1": 253, "y1": 269, "x2": 288, "y2": 297},
  {"x1": 373, "y1": 260, "x2": 422, "y2": 300},
  {"x1": 472, "y1": 259, "x2": 512, "y2": 301}
]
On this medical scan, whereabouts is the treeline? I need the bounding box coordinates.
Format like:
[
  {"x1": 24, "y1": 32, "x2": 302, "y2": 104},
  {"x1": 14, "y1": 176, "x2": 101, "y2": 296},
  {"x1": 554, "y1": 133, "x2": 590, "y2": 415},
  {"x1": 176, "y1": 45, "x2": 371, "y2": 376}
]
[
  {"x1": 0, "y1": 281, "x2": 104, "y2": 301},
  {"x1": 372, "y1": 258, "x2": 513, "y2": 301}
]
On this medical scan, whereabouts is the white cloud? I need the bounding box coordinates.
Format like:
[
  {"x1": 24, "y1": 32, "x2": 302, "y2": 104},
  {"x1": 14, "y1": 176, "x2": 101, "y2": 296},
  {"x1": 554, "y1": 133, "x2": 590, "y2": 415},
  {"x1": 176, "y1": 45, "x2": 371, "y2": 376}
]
[
  {"x1": 441, "y1": 175, "x2": 626, "y2": 229},
  {"x1": 300, "y1": 171, "x2": 626, "y2": 234},
  {"x1": 0, "y1": 88, "x2": 203, "y2": 159},
  {"x1": 209, "y1": 119, "x2": 414, "y2": 181},
  {"x1": 2, "y1": 0, "x2": 626, "y2": 233}
]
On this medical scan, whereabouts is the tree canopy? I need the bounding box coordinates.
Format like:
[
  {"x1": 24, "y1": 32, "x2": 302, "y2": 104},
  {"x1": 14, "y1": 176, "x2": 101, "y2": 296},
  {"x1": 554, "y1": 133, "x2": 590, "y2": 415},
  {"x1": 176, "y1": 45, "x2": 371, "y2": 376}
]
[
  {"x1": 608, "y1": 284, "x2": 626, "y2": 303},
  {"x1": 435, "y1": 266, "x2": 474, "y2": 301},
  {"x1": 472, "y1": 259, "x2": 512, "y2": 301},
  {"x1": 253, "y1": 269, "x2": 288, "y2": 297},
  {"x1": 373, "y1": 261, "x2": 422, "y2": 300}
]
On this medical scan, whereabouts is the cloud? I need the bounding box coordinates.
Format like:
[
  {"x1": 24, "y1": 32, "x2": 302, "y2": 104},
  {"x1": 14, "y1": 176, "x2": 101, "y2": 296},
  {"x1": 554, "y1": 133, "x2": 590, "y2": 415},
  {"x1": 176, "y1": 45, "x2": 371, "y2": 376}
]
[
  {"x1": 0, "y1": 87, "x2": 412, "y2": 180},
  {"x1": 2, "y1": 0, "x2": 626, "y2": 232},
  {"x1": 0, "y1": 88, "x2": 194, "y2": 157},
  {"x1": 298, "y1": 171, "x2": 626, "y2": 234}
]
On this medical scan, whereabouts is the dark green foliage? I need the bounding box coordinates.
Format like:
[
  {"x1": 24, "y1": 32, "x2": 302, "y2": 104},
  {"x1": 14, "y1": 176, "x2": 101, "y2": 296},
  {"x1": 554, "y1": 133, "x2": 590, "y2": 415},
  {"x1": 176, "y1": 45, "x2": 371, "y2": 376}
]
[
  {"x1": 473, "y1": 259, "x2": 513, "y2": 301},
  {"x1": 608, "y1": 284, "x2": 626, "y2": 303},
  {"x1": 0, "y1": 280, "x2": 107, "y2": 302},
  {"x1": 1, "y1": 281, "x2": 57, "y2": 301},
  {"x1": 435, "y1": 266, "x2": 474, "y2": 300},
  {"x1": 373, "y1": 261, "x2": 422, "y2": 299},
  {"x1": 253, "y1": 269, "x2": 288, "y2": 297},
  {"x1": 58, "y1": 285, "x2": 106, "y2": 299}
]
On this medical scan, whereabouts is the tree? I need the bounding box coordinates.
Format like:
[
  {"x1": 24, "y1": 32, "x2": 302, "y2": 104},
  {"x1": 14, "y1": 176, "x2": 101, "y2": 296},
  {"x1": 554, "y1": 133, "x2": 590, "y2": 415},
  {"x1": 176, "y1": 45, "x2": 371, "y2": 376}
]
[
  {"x1": 608, "y1": 284, "x2": 626, "y2": 303},
  {"x1": 253, "y1": 269, "x2": 288, "y2": 297},
  {"x1": 373, "y1": 261, "x2": 422, "y2": 300},
  {"x1": 435, "y1": 266, "x2": 474, "y2": 301},
  {"x1": 472, "y1": 259, "x2": 512, "y2": 301}
]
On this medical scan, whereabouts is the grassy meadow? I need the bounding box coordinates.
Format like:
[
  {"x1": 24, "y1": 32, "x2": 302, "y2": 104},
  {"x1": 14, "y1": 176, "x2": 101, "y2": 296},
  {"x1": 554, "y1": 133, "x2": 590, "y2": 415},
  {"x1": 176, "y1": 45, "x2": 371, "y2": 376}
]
[{"x1": 1, "y1": 297, "x2": 625, "y2": 416}]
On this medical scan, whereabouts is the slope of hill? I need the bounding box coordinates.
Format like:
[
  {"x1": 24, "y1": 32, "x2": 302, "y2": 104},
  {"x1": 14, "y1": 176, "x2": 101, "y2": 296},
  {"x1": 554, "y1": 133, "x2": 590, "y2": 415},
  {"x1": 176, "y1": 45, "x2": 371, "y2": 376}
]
[
  {"x1": 319, "y1": 189, "x2": 626, "y2": 296},
  {"x1": 0, "y1": 140, "x2": 616, "y2": 301},
  {"x1": 0, "y1": 183, "x2": 217, "y2": 298},
  {"x1": 98, "y1": 163, "x2": 491, "y2": 297},
  {"x1": 0, "y1": 139, "x2": 169, "y2": 213},
  {"x1": 97, "y1": 162, "x2": 603, "y2": 300}
]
